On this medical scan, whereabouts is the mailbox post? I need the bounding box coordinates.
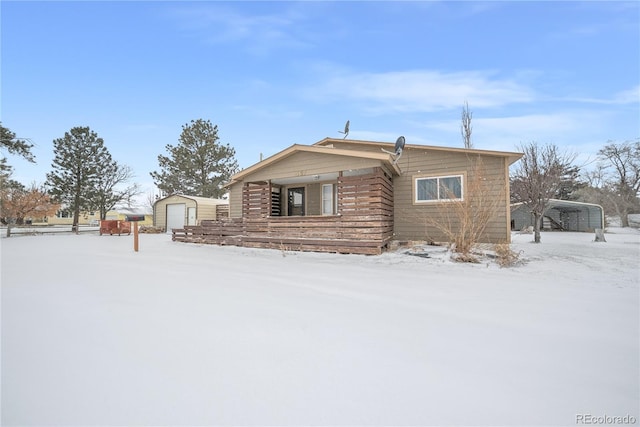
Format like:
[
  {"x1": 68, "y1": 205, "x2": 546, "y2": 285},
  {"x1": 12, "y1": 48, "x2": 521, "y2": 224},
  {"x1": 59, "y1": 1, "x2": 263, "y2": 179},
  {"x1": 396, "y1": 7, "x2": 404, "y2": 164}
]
[{"x1": 125, "y1": 215, "x2": 145, "y2": 252}]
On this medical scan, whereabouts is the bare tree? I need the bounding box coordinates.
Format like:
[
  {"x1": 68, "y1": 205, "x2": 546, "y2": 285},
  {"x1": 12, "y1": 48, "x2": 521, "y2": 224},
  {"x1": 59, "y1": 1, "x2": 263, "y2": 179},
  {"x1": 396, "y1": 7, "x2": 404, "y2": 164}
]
[
  {"x1": 597, "y1": 139, "x2": 640, "y2": 227},
  {"x1": 461, "y1": 101, "x2": 473, "y2": 149},
  {"x1": 92, "y1": 162, "x2": 141, "y2": 220},
  {"x1": 511, "y1": 142, "x2": 576, "y2": 243},
  {"x1": 1, "y1": 182, "x2": 59, "y2": 237}
]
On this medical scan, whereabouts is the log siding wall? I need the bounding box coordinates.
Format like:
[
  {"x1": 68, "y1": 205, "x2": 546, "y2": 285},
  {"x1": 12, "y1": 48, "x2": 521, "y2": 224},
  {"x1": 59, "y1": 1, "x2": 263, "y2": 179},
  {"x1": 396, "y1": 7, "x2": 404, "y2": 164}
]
[{"x1": 173, "y1": 168, "x2": 394, "y2": 255}]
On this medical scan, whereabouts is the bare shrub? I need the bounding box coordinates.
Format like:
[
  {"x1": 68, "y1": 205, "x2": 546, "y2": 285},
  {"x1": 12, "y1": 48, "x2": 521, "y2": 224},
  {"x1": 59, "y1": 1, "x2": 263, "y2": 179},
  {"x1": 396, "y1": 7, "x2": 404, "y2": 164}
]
[
  {"x1": 494, "y1": 242, "x2": 522, "y2": 268},
  {"x1": 424, "y1": 156, "x2": 504, "y2": 260}
]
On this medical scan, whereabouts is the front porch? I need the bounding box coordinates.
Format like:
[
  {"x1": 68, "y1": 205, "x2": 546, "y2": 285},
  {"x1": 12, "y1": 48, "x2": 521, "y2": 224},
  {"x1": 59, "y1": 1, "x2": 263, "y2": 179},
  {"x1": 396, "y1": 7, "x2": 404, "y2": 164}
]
[{"x1": 172, "y1": 168, "x2": 394, "y2": 255}]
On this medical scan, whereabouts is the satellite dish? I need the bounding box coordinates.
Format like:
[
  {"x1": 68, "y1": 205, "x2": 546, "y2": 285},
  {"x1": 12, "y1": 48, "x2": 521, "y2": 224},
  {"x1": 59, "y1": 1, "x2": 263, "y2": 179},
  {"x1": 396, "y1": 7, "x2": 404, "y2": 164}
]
[
  {"x1": 338, "y1": 120, "x2": 350, "y2": 139},
  {"x1": 394, "y1": 136, "x2": 405, "y2": 156},
  {"x1": 381, "y1": 135, "x2": 406, "y2": 165}
]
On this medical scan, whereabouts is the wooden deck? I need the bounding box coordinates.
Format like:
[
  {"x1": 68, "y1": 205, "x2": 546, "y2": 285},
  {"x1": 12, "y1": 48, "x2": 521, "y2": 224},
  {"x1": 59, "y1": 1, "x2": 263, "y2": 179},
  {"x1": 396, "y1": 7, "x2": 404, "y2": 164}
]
[{"x1": 172, "y1": 168, "x2": 394, "y2": 255}]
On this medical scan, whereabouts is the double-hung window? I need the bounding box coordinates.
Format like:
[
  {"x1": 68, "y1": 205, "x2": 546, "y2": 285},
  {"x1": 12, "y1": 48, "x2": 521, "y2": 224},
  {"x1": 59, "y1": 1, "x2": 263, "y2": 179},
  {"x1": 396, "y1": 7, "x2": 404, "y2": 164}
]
[
  {"x1": 322, "y1": 183, "x2": 335, "y2": 215},
  {"x1": 415, "y1": 174, "x2": 463, "y2": 202}
]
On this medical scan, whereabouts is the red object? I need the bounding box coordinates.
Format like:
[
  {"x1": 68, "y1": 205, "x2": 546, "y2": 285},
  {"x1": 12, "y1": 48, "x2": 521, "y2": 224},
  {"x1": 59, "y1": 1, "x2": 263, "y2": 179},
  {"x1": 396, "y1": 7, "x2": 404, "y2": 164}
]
[{"x1": 99, "y1": 220, "x2": 131, "y2": 236}]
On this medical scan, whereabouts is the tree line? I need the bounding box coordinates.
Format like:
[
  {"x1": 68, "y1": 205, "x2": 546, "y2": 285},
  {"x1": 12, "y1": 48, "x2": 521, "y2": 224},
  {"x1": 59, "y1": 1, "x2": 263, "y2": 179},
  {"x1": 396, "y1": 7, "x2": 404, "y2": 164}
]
[
  {"x1": 1, "y1": 115, "x2": 637, "y2": 241},
  {"x1": 0, "y1": 119, "x2": 239, "y2": 233}
]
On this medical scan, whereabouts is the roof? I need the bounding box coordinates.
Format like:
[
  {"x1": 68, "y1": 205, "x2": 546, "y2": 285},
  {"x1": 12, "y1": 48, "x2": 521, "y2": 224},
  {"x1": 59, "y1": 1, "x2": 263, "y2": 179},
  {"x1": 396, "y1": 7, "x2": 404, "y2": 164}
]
[
  {"x1": 511, "y1": 199, "x2": 604, "y2": 212},
  {"x1": 314, "y1": 138, "x2": 524, "y2": 165},
  {"x1": 227, "y1": 143, "x2": 402, "y2": 185},
  {"x1": 154, "y1": 194, "x2": 228, "y2": 206}
]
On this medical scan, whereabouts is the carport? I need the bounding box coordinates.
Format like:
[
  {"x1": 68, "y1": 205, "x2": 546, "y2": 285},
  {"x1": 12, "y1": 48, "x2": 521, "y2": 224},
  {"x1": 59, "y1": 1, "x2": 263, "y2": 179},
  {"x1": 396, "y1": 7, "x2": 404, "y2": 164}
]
[{"x1": 511, "y1": 199, "x2": 604, "y2": 232}]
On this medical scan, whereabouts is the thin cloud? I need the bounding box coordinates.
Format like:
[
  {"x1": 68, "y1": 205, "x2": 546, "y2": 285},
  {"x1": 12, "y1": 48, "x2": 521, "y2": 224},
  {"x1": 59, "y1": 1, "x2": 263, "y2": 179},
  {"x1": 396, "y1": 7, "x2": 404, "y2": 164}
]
[
  {"x1": 557, "y1": 85, "x2": 640, "y2": 105},
  {"x1": 166, "y1": 4, "x2": 313, "y2": 55},
  {"x1": 308, "y1": 70, "x2": 535, "y2": 114}
]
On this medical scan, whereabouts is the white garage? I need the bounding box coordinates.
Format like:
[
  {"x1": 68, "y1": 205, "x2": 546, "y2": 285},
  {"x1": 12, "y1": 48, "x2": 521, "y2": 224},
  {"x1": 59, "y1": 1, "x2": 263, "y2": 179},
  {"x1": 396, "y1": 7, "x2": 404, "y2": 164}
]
[{"x1": 153, "y1": 195, "x2": 229, "y2": 233}]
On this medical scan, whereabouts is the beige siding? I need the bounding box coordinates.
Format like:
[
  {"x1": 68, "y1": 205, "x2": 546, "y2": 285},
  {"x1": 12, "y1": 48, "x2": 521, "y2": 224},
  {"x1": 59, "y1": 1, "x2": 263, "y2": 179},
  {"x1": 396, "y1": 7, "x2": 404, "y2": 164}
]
[
  {"x1": 392, "y1": 148, "x2": 510, "y2": 243},
  {"x1": 230, "y1": 151, "x2": 382, "y2": 218},
  {"x1": 195, "y1": 202, "x2": 217, "y2": 223},
  {"x1": 242, "y1": 151, "x2": 382, "y2": 182},
  {"x1": 154, "y1": 196, "x2": 196, "y2": 228},
  {"x1": 306, "y1": 183, "x2": 321, "y2": 215},
  {"x1": 154, "y1": 195, "x2": 226, "y2": 227},
  {"x1": 228, "y1": 184, "x2": 243, "y2": 218},
  {"x1": 227, "y1": 141, "x2": 514, "y2": 244}
]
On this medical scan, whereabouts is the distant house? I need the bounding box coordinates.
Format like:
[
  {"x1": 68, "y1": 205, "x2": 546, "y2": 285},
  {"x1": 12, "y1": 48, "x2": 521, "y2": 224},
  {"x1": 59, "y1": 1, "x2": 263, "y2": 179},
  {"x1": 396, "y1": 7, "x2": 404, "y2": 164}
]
[
  {"x1": 172, "y1": 138, "x2": 522, "y2": 254},
  {"x1": 153, "y1": 194, "x2": 229, "y2": 233},
  {"x1": 43, "y1": 206, "x2": 152, "y2": 226},
  {"x1": 104, "y1": 206, "x2": 153, "y2": 226},
  {"x1": 511, "y1": 199, "x2": 604, "y2": 232}
]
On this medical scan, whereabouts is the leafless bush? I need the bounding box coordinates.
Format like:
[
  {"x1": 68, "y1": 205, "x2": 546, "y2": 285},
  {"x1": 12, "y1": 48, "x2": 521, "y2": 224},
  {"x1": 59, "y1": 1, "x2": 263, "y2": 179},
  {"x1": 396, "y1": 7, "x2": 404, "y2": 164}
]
[
  {"x1": 425, "y1": 156, "x2": 504, "y2": 260},
  {"x1": 494, "y1": 242, "x2": 522, "y2": 268}
]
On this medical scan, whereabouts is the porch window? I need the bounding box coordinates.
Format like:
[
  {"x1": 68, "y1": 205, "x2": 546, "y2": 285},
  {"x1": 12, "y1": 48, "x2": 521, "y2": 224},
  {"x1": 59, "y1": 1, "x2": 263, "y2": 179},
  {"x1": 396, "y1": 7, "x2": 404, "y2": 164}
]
[
  {"x1": 322, "y1": 184, "x2": 335, "y2": 215},
  {"x1": 287, "y1": 187, "x2": 305, "y2": 216},
  {"x1": 415, "y1": 175, "x2": 463, "y2": 202}
]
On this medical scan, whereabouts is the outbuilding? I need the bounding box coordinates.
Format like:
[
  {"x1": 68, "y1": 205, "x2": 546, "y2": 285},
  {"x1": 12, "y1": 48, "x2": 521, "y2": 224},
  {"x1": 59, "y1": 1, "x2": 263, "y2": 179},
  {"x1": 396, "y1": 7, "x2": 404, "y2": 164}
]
[
  {"x1": 153, "y1": 194, "x2": 228, "y2": 233},
  {"x1": 511, "y1": 199, "x2": 604, "y2": 232}
]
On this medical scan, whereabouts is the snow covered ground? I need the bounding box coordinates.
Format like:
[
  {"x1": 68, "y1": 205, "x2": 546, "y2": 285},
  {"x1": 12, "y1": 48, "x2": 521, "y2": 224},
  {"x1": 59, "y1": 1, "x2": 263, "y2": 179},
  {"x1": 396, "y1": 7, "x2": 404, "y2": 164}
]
[{"x1": 2, "y1": 228, "x2": 638, "y2": 426}]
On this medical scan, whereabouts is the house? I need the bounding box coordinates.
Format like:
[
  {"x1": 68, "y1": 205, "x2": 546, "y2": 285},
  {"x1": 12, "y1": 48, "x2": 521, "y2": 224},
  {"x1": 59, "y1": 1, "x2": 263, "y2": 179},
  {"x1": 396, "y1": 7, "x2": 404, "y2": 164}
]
[
  {"x1": 173, "y1": 138, "x2": 522, "y2": 254},
  {"x1": 153, "y1": 194, "x2": 229, "y2": 233},
  {"x1": 42, "y1": 206, "x2": 152, "y2": 226},
  {"x1": 103, "y1": 206, "x2": 153, "y2": 226},
  {"x1": 511, "y1": 199, "x2": 604, "y2": 232}
]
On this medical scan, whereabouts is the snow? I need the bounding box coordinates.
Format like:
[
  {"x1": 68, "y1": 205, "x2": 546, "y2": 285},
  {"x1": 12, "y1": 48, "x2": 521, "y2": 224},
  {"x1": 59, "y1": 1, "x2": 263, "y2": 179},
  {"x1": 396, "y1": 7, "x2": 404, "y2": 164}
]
[{"x1": 2, "y1": 229, "x2": 638, "y2": 426}]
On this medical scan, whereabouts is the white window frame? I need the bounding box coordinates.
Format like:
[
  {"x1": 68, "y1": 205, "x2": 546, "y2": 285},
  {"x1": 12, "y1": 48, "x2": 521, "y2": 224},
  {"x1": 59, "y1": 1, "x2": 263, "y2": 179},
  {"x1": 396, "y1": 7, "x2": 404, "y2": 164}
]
[
  {"x1": 321, "y1": 183, "x2": 335, "y2": 215},
  {"x1": 414, "y1": 174, "x2": 464, "y2": 203}
]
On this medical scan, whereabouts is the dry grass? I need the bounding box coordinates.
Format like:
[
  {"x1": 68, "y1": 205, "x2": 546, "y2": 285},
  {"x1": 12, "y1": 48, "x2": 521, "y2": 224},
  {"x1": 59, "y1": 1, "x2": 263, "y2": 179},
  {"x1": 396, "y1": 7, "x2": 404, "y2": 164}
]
[
  {"x1": 494, "y1": 242, "x2": 522, "y2": 268},
  {"x1": 424, "y1": 156, "x2": 504, "y2": 261}
]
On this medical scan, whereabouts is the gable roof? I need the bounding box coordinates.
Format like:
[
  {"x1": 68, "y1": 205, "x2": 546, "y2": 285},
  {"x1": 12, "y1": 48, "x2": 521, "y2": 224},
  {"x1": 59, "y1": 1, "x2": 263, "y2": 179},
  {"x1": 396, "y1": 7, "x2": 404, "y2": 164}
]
[
  {"x1": 154, "y1": 194, "x2": 228, "y2": 206},
  {"x1": 313, "y1": 138, "x2": 523, "y2": 165},
  {"x1": 227, "y1": 143, "x2": 402, "y2": 185}
]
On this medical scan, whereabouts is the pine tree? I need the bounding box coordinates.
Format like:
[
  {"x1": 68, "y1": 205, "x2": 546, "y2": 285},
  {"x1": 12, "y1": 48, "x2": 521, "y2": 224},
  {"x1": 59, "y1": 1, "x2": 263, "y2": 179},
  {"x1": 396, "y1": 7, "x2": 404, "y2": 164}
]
[
  {"x1": 1, "y1": 123, "x2": 35, "y2": 188},
  {"x1": 0, "y1": 122, "x2": 35, "y2": 167},
  {"x1": 150, "y1": 119, "x2": 239, "y2": 198},
  {"x1": 46, "y1": 127, "x2": 110, "y2": 232}
]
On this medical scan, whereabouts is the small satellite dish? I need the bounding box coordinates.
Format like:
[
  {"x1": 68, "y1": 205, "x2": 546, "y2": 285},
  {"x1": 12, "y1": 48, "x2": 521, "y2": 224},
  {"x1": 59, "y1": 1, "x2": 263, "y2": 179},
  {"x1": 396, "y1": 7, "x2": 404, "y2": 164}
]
[
  {"x1": 338, "y1": 120, "x2": 350, "y2": 139},
  {"x1": 394, "y1": 136, "x2": 405, "y2": 156},
  {"x1": 381, "y1": 135, "x2": 406, "y2": 165}
]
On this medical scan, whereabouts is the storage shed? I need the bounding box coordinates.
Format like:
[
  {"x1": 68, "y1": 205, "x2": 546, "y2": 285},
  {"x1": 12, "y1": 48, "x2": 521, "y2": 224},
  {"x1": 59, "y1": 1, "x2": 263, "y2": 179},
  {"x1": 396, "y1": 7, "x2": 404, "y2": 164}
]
[
  {"x1": 511, "y1": 199, "x2": 604, "y2": 232},
  {"x1": 153, "y1": 195, "x2": 228, "y2": 233}
]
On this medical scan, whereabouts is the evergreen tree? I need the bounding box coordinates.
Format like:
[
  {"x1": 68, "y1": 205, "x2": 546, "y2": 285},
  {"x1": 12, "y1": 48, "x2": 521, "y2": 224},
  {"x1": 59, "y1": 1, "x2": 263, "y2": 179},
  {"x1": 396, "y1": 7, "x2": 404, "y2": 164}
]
[
  {"x1": 46, "y1": 127, "x2": 110, "y2": 232},
  {"x1": 1, "y1": 123, "x2": 35, "y2": 188},
  {"x1": 0, "y1": 122, "x2": 35, "y2": 167},
  {"x1": 150, "y1": 119, "x2": 239, "y2": 198}
]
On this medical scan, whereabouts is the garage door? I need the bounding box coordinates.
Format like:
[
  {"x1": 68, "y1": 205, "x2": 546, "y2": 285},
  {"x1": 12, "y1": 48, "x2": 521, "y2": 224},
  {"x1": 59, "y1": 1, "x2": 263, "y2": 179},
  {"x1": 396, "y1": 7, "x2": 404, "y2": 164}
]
[{"x1": 166, "y1": 203, "x2": 186, "y2": 233}]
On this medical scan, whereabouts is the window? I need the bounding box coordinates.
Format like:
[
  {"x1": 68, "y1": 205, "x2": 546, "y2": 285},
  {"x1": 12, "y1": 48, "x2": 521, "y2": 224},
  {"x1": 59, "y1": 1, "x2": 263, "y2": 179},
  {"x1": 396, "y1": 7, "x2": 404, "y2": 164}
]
[
  {"x1": 415, "y1": 175, "x2": 463, "y2": 202},
  {"x1": 287, "y1": 187, "x2": 305, "y2": 216},
  {"x1": 322, "y1": 184, "x2": 334, "y2": 215}
]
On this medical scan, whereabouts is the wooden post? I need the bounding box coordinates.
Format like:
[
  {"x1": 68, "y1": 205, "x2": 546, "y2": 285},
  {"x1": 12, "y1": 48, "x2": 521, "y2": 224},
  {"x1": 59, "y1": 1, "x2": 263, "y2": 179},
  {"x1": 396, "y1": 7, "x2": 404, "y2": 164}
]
[{"x1": 133, "y1": 221, "x2": 139, "y2": 251}]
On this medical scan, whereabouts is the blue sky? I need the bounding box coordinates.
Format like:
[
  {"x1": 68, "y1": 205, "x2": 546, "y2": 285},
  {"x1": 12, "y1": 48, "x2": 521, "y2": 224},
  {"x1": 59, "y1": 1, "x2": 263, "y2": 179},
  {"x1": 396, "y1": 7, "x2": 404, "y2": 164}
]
[{"x1": 2, "y1": 1, "x2": 639, "y2": 202}]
